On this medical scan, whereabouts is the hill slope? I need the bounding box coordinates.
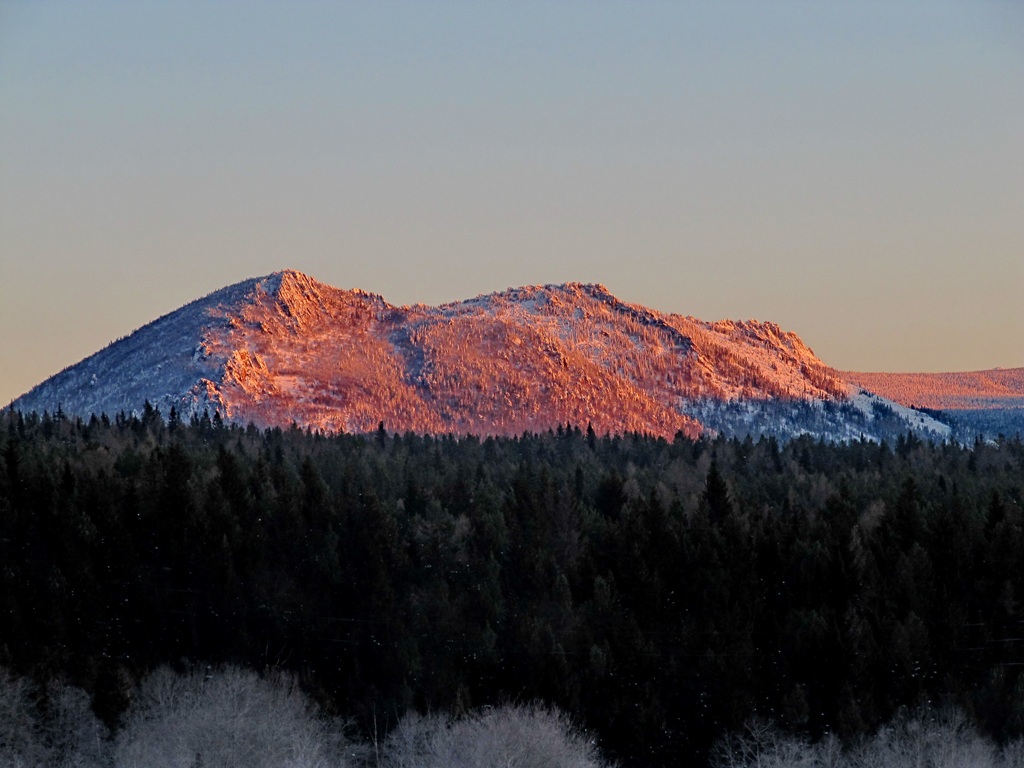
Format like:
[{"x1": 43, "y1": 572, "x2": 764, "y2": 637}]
[
  {"x1": 10, "y1": 270, "x2": 948, "y2": 440},
  {"x1": 843, "y1": 369, "x2": 1024, "y2": 410},
  {"x1": 843, "y1": 368, "x2": 1024, "y2": 440}
]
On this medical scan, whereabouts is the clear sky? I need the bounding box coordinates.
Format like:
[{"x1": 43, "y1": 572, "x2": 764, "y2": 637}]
[{"x1": 2, "y1": 1, "x2": 1022, "y2": 404}]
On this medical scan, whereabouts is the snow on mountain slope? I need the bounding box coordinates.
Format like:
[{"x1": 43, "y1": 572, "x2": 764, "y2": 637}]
[
  {"x1": 7, "y1": 274, "x2": 285, "y2": 421},
  {"x1": 847, "y1": 389, "x2": 952, "y2": 440},
  {"x1": 9, "y1": 270, "x2": 941, "y2": 441}
]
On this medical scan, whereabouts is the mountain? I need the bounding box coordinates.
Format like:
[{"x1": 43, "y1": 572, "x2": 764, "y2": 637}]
[
  {"x1": 842, "y1": 368, "x2": 1024, "y2": 440},
  {"x1": 842, "y1": 368, "x2": 1024, "y2": 411},
  {"x1": 9, "y1": 270, "x2": 956, "y2": 441}
]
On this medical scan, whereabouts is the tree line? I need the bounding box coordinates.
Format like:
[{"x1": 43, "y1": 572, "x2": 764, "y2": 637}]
[
  {"x1": 0, "y1": 663, "x2": 610, "y2": 767},
  {"x1": 1, "y1": 406, "x2": 1022, "y2": 765}
]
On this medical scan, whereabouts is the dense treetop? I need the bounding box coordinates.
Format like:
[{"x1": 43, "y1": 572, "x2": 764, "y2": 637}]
[{"x1": 1, "y1": 406, "x2": 1022, "y2": 766}]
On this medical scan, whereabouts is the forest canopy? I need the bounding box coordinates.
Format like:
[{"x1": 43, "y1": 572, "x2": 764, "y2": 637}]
[{"x1": 1, "y1": 407, "x2": 1022, "y2": 766}]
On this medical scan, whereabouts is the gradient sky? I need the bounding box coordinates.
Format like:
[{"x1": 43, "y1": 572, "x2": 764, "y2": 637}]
[{"x1": 2, "y1": 1, "x2": 1022, "y2": 404}]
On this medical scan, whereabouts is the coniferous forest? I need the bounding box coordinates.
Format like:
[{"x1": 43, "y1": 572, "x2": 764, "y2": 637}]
[{"x1": 1, "y1": 407, "x2": 1023, "y2": 766}]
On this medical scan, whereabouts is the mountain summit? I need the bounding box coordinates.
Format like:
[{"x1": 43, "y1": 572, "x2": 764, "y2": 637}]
[{"x1": 10, "y1": 271, "x2": 951, "y2": 440}]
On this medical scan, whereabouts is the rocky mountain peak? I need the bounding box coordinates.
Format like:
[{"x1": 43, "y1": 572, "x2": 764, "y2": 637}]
[{"x1": 9, "y1": 271, "x2": 953, "y2": 441}]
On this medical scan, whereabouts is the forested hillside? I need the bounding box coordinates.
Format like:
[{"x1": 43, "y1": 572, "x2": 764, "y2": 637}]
[
  {"x1": 11, "y1": 271, "x2": 862, "y2": 441},
  {"x1": 843, "y1": 367, "x2": 1024, "y2": 442},
  {"x1": 1, "y1": 407, "x2": 1022, "y2": 765},
  {"x1": 844, "y1": 368, "x2": 1024, "y2": 411}
]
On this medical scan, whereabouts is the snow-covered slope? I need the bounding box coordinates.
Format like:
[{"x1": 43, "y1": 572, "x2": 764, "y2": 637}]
[
  {"x1": 8, "y1": 275, "x2": 286, "y2": 421},
  {"x1": 846, "y1": 389, "x2": 952, "y2": 440},
  {"x1": 9, "y1": 270, "x2": 946, "y2": 441},
  {"x1": 842, "y1": 369, "x2": 1024, "y2": 441}
]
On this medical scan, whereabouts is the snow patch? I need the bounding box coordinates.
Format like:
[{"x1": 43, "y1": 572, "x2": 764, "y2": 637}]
[{"x1": 849, "y1": 388, "x2": 952, "y2": 439}]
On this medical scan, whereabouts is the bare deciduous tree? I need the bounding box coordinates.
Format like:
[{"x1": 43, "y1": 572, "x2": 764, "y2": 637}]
[
  {"x1": 710, "y1": 718, "x2": 818, "y2": 768},
  {"x1": 711, "y1": 705, "x2": 1024, "y2": 768},
  {"x1": 379, "y1": 703, "x2": 614, "y2": 768},
  {"x1": 999, "y1": 739, "x2": 1024, "y2": 768},
  {"x1": 0, "y1": 667, "x2": 48, "y2": 768},
  {"x1": 848, "y1": 705, "x2": 999, "y2": 768},
  {"x1": 0, "y1": 668, "x2": 109, "y2": 768},
  {"x1": 46, "y1": 681, "x2": 110, "y2": 768},
  {"x1": 113, "y1": 666, "x2": 355, "y2": 768}
]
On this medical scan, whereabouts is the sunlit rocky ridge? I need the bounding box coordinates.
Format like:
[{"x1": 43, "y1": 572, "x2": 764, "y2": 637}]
[{"x1": 11, "y1": 269, "x2": 993, "y2": 440}]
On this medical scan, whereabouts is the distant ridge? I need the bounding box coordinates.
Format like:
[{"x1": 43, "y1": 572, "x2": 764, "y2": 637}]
[
  {"x1": 8, "y1": 270, "x2": 973, "y2": 441},
  {"x1": 842, "y1": 369, "x2": 1024, "y2": 411}
]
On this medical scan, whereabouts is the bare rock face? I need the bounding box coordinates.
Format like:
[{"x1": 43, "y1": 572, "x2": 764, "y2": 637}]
[{"x1": 11, "y1": 270, "x2": 857, "y2": 439}]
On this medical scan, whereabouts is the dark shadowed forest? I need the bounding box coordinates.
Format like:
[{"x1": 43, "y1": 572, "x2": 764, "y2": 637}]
[{"x1": 1, "y1": 407, "x2": 1022, "y2": 765}]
